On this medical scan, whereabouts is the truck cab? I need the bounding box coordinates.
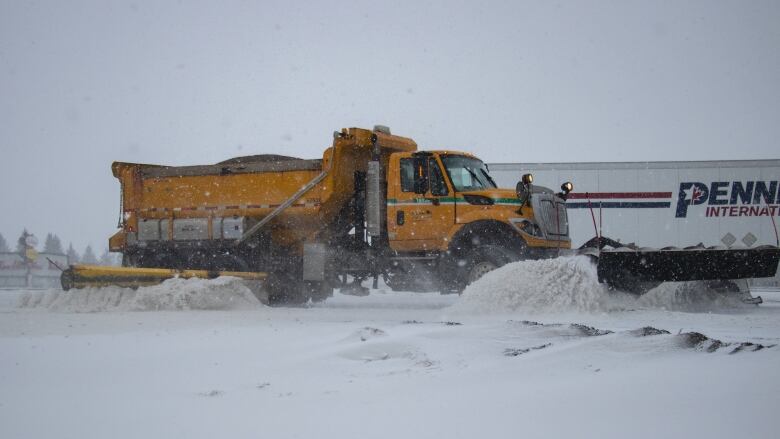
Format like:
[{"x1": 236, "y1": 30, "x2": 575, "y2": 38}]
[{"x1": 382, "y1": 149, "x2": 571, "y2": 291}]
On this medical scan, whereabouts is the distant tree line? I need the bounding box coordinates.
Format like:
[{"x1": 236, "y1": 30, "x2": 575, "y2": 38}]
[{"x1": 0, "y1": 230, "x2": 120, "y2": 266}]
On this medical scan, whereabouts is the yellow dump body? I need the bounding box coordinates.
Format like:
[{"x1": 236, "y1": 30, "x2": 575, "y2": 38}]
[{"x1": 110, "y1": 128, "x2": 417, "y2": 252}]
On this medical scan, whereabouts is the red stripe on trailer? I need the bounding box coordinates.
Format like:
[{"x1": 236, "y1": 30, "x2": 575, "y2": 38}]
[{"x1": 568, "y1": 192, "x2": 672, "y2": 200}]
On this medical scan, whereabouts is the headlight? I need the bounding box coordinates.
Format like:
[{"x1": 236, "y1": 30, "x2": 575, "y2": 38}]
[{"x1": 558, "y1": 181, "x2": 574, "y2": 200}]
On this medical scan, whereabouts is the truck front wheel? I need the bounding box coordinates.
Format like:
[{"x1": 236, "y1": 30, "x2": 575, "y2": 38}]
[{"x1": 457, "y1": 245, "x2": 518, "y2": 292}]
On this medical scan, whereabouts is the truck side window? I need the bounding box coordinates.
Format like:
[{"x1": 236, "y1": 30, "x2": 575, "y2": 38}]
[
  {"x1": 400, "y1": 158, "x2": 415, "y2": 192},
  {"x1": 429, "y1": 158, "x2": 448, "y2": 196},
  {"x1": 449, "y1": 168, "x2": 472, "y2": 189}
]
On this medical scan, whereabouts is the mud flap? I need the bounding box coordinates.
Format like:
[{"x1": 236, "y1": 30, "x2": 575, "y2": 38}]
[
  {"x1": 596, "y1": 245, "x2": 780, "y2": 293},
  {"x1": 303, "y1": 243, "x2": 327, "y2": 281}
]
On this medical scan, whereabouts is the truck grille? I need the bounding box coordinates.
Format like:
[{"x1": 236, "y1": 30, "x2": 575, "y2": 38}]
[{"x1": 532, "y1": 194, "x2": 569, "y2": 240}]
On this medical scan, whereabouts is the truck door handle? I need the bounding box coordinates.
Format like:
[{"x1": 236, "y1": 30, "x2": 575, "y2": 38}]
[
  {"x1": 427, "y1": 198, "x2": 440, "y2": 206},
  {"x1": 397, "y1": 210, "x2": 405, "y2": 226}
]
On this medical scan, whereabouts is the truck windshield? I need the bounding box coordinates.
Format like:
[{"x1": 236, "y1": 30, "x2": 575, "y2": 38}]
[{"x1": 440, "y1": 155, "x2": 497, "y2": 192}]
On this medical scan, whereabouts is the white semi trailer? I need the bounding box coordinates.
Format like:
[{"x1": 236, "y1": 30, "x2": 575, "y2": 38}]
[{"x1": 489, "y1": 159, "x2": 780, "y2": 286}]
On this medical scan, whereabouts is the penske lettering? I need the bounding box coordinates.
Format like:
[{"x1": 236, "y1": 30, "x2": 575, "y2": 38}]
[{"x1": 676, "y1": 181, "x2": 779, "y2": 218}]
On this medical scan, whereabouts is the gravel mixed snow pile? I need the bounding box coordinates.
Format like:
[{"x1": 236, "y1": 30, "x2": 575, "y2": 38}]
[
  {"x1": 17, "y1": 276, "x2": 263, "y2": 312},
  {"x1": 451, "y1": 256, "x2": 750, "y2": 314}
]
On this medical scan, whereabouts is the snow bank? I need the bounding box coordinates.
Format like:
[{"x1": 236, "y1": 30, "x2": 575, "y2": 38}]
[
  {"x1": 451, "y1": 256, "x2": 751, "y2": 314},
  {"x1": 452, "y1": 256, "x2": 627, "y2": 313},
  {"x1": 639, "y1": 281, "x2": 747, "y2": 312},
  {"x1": 17, "y1": 276, "x2": 263, "y2": 312}
]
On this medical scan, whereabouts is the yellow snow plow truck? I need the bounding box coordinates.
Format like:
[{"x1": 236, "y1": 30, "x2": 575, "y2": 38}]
[{"x1": 62, "y1": 126, "x2": 780, "y2": 304}]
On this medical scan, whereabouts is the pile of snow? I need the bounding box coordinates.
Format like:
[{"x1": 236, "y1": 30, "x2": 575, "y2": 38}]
[
  {"x1": 639, "y1": 281, "x2": 747, "y2": 312},
  {"x1": 452, "y1": 256, "x2": 627, "y2": 313},
  {"x1": 451, "y1": 256, "x2": 751, "y2": 314},
  {"x1": 17, "y1": 276, "x2": 263, "y2": 312}
]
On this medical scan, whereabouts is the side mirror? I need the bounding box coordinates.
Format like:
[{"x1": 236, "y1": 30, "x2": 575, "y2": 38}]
[
  {"x1": 516, "y1": 181, "x2": 530, "y2": 204},
  {"x1": 516, "y1": 173, "x2": 534, "y2": 205},
  {"x1": 413, "y1": 156, "x2": 429, "y2": 195}
]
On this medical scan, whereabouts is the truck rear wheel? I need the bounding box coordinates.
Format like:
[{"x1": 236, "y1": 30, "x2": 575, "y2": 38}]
[
  {"x1": 208, "y1": 254, "x2": 249, "y2": 272},
  {"x1": 266, "y1": 272, "x2": 307, "y2": 306},
  {"x1": 305, "y1": 281, "x2": 333, "y2": 303},
  {"x1": 265, "y1": 275, "x2": 333, "y2": 305},
  {"x1": 383, "y1": 260, "x2": 440, "y2": 292}
]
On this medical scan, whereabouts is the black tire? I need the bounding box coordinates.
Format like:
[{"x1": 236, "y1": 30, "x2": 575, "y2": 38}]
[
  {"x1": 305, "y1": 281, "x2": 333, "y2": 303},
  {"x1": 265, "y1": 272, "x2": 308, "y2": 306},
  {"x1": 381, "y1": 271, "x2": 409, "y2": 291},
  {"x1": 245, "y1": 280, "x2": 269, "y2": 305},
  {"x1": 455, "y1": 245, "x2": 518, "y2": 292},
  {"x1": 208, "y1": 253, "x2": 249, "y2": 272},
  {"x1": 382, "y1": 260, "x2": 437, "y2": 292},
  {"x1": 135, "y1": 250, "x2": 173, "y2": 269},
  {"x1": 121, "y1": 253, "x2": 135, "y2": 267}
]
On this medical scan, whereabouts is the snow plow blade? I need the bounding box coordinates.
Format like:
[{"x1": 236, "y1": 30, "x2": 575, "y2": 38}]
[
  {"x1": 61, "y1": 264, "x2": 267, "y2": 291},
  {"x1": 596, "y1": 245, "x2": 780, "y2": 292}
]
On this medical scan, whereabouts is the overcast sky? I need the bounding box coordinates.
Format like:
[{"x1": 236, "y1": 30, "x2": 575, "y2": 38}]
[{"x1": 1, "y1": 0, "x2": 778, "y2": 252}]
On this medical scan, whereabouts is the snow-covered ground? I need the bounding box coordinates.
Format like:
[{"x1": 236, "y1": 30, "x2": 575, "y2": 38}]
[{"x1": 1, "y1": 257, "x2": 779, "y2": 439}]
